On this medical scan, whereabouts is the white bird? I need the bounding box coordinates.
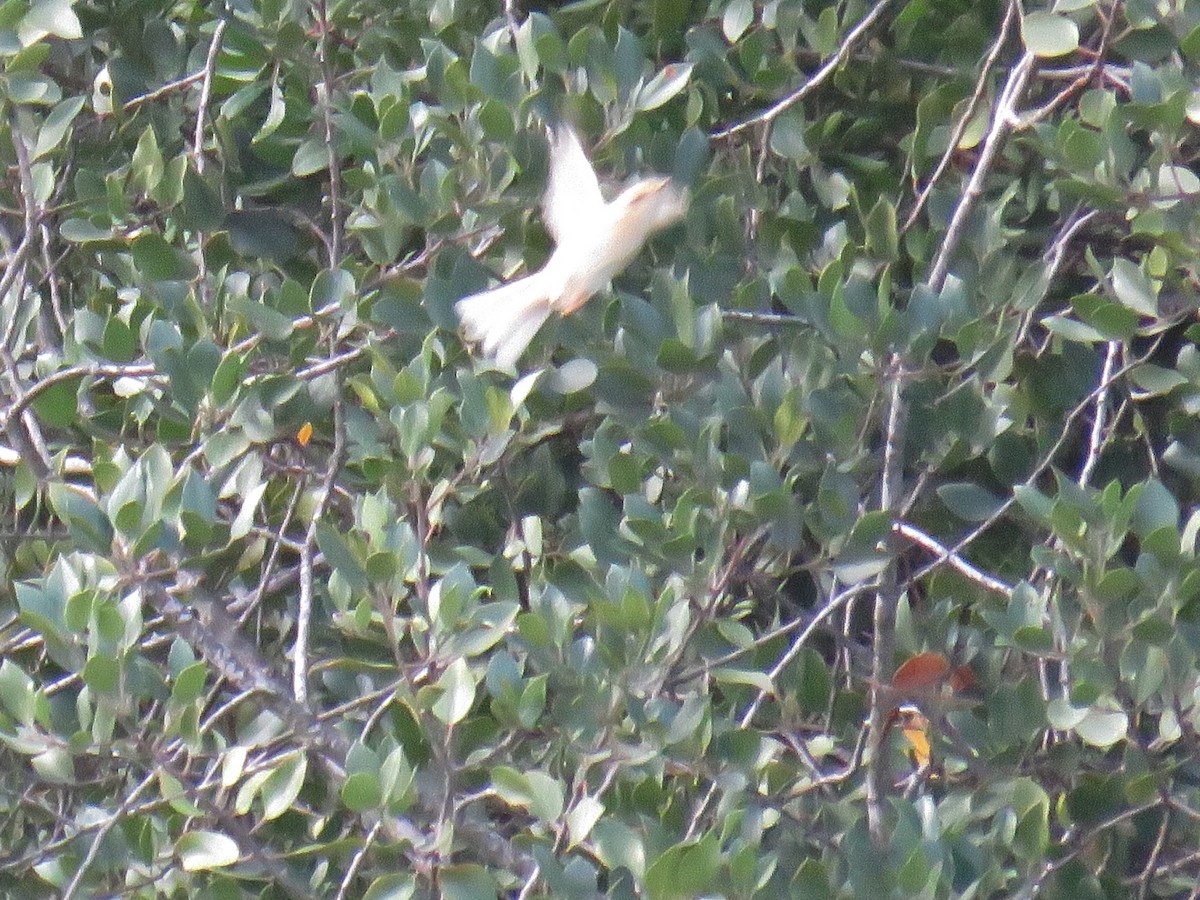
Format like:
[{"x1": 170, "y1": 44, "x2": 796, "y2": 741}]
[{"x1": 455, "y1": 126, "x2": 688, "y2": 368}]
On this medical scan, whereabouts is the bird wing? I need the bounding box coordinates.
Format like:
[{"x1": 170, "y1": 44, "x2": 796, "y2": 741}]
[{"x1": 543, "y1": 126, "x2": 605, "y2": 245}]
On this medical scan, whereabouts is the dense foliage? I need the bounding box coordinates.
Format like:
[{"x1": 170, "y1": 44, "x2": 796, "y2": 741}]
[{"x1": 3, "y1": 0, "x2": 1200, "y2": 896}]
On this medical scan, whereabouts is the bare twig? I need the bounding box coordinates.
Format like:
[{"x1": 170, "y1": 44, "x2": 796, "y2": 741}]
[
  {"x1": 191, "y1": 19, "x2": 228, "y2": 174},
  {"x1": 60, "y1": 773, "x2": 157, "y2": 900},
  {"x1": 1015, "y1": 0, "x2": 1122, "y2": 130},
  {"x1": 2, "y1": 109, "x2": 39, "y2": 352},
  {"x1": 903, "y1": 1, "x2": 1017, "y2": 232},
  {"x1": 37, "y1": 222, "x2": 68, "y2": 339},
  {"x1": 0, "y1": 362, "x2": 157, "y2": 433},
  {"x1": 312, "y1": 0, "x2": 343, "y2": 264},
  {"x1": 711, "y1": 1, "x2": 893, "y2": 140},
  {"x1": 237, "y1": 480, "x2": 306, "y2": 624},
  {"x1": 894, "y1": 521, "x2": 1012, "y2": 595},
  {"x1": 335, "y1": 820, "x2": 382, "y2": 900},
  {"x1": 865, "y1": 356, "x2": 908, "y2": 847},
  {"x1": 293, "y1": 370, "x2": 346, "y2": 705},
  {"x1": 681, "y1": 580, "x2": 873, "y2": 838},
  {"x1": 909, "y1": 334, "x2": 1162, "y2": 587},
  {"x1": 1136, "y1": 805, "x2": 1172, "y2": 900},
  {"x1": 294, "y1": 343, "x2": 371, "y2": 381},
  {"x1": 1079, "y1": 340, "x2": 1119, "y2": 487},
  {"x1": 722, "y1": 309, "x2": 806, "y2": 325},
  {"x1": 927, "y1": 11, "x2": 1034, "y2": 292},
  {"x1": 124, "y1": 71, "x2": 207, "y2": 112},
  {"x1": 1022, "y1": 798, "x2": 1162, "y2": 898}
]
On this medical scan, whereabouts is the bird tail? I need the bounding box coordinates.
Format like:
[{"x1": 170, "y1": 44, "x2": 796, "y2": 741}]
[{"x1": 455, "y1": 273, "x2": 554, "y2": 368}]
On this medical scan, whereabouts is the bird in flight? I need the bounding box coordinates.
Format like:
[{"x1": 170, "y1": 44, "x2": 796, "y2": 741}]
[{"x1": 456, "y1": 126, "x2": 688, "y2": 368}]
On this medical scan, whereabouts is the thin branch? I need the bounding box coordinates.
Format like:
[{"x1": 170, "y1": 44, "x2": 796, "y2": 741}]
[
  {"x1": 0, "y1": 362, "x2": 157, "y2": 432},
  {"x1": 1, "y1": 109, "x2": 39, "y2": 351},
  {"x1": 711, "y1": 1, "x2": 893, "y2": 140},
  {"x1": 1023, "y1": 798, "x2": 1162, "y2": 897},
  {"x1": 667, "y1": 582, "x2": 876, "y2": 689},
  {"x1": 335, "y1": 820, "x2": 382, "y2": 900},
  {"x1": 1013, "y1": 207, "x2": 1098, "y2": 349},
  {"x1": 60, "y1": 773, "x2": 157, "y2": 900},
  {"x1": 191, "y1": 19, "x2": 228, "y2": 175},
  {"x1": 722, "y1": 309, "x2": 806, "y2": 326},
  {"x1": 0, "y1": 345, "x2": 53, "y2": 477},
  {"x1": 293, "y1": 369, "x2": 346, "y2": 705},
  {"x1": 237, "y1": 480, "x2": 306, "y2": 624},
  {"x1": 1078, "y1": 340, "x2": 1119, "y2": 487},
  {"x1": 294, "y1": 343, "x2": 370, "y2": 381},
  {"x1": 123, "y1": 71, "x2": 207, "y2": 112},
  {"x1": 681, "y1": 580, "x2": 872, "y2": 838},
  {"x1": 38, "y1": 222, "x2": 68, "y2": 339},
  {"x1": 865, "y1": 356, "x2": 908, "y2": 847},
  {"x1": 902, "y1": 1, "x2": 1017, "y2": 233},
  {"x1": 312, "y1": 0, "x2": 343, "y2": 264},
  {"x1": 909, "y1": 334, "x2": 1163, "y2": 586},
  {"x1": 927, "y1": 15, "x2": 1034, "y2": 292},
  {"x1": 1014, "y1": 0, "x2": 1122, "y2": 130},
  {"x1": 894, "y1": 521, "x2": 1012, "y2": 595},
  {"x1": 1136, "y1": 805, "x2": 1172, "y2": 900}
]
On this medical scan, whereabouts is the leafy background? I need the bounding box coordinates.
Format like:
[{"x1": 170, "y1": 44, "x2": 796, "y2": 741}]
[{"x1": 3, "y1": 0, "x2": 1200, "y2": 896}]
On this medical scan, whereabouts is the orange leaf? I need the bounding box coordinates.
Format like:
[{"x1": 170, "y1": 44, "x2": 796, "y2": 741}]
[
  {"x1": 296, "y1": 422, "x2": 313, "y2": 446},
  {"x1": 892, "y1": 652, "x2": 951, "y2": 692}
]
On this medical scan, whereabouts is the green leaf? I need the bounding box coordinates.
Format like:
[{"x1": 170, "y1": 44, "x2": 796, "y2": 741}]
[
  {"x1": 937, "y1": 482, "x2": 1005, "y2": 521},
  {"x1": 132, "y1": 233, "x2": 197, "y2": 281},
  {"x1": 311, "y1": 267, "x2": 356, "y2": 310},
  {"x1": 517, "y1": 674, "x2": 548, "y2": 728},
  {"x1": 226, "y1": 209, "x2": 301, "y2": 261},
  {"x1": 722, "y1": 0, "x2": 754, "y2": 42},
  {"x1": 342, "y1": 770, "x2": 382, "y2": 812},
  {"x1": 315, "y1": 523, "x2": 370, "y2": 593},
  {"x1": 1074, "y1": 701, "x2": 1129, "y2": 748},
  {"x1": 31, "y1": 377, "x2": 79, "y2": 428},
  {"x1": 33, "y1": 96, "x2": 84, "y2": 159},
  {"x1": 363, "y1": 875, "x2": 416, "y2": 900},
  {"x1": 566, "y1": 794, "x2": 604, "y2": 847},
  {"x1": 102, "y1": 317, "x2": 137, "y2": 362},
  {"x1": 292, "y1": 138, "x2": 328, "y2": 177},
  {"x1": 176, "y1": 831, "x2": 240, "y2": 871},
  {"x1": 1109, "y1": 258, "x2": 1157, "y2": 316},
  {"x1": 1021, "y1": 11, "x2": 1080, "y2": 57},
  {"x1": 438, "y1": 864, "x2": 496, "y2": 900},
  {"x1": 1132, "y1": 478, "x2": 1179, "y2": 535},
  {"x1": 83, "y1": 654, "x2": 120, "y2": 694},
  {"x1": 769, "y1": 111, "x2": 808, "y2": 161},
  {"x1": 636, "y1": 61, "x2": 693, "y2": 111},
  {"x1": 32, "y1": 747, "x2": 75, "y2": 784},
  {"x1": 262, "y1": 755, "x2": 307, "y2": 820},
  {"x1": 171, "y1": 662, "x2": 208, "y2": 705},
  {"x1": 593, "y1": 819, "x2": 646, "y2": 879},
  {"x1": 180, "y1": 165, "x2": 225, "y2": 231},
  {"x1": 645, "y1": 833, "x2": 721, "y2": 900},
  {"x1": 432, "y1": 658, "x2": 476, "y2": 725},
  {"x1": 130, "y1": 125, "x2": 164, "y2": 195},
  {"x1": 490, "y1": 767, "x2": 564, "y2": 822},
  {"x1": 0, "y1": 659, "x2": 36, "y2": 725},
  {"x1": 60, "y1": 218, "x2": 112, "y2": 242},
  {"x1": 864, "y1": 196, "x2": 899, "y2": 262},
  {"x1": 253, "y1": 79, "x2": 287, "y2": 144},
  {"x1": 711, "y1": 667, "x2": 774, "y2": 693},
  {"x1": 20, "y1": 0, "x2": 82, "y2": 41}
]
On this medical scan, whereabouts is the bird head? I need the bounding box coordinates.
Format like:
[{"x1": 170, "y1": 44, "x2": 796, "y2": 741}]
[{"x1": 618, "y1": 177, "x2": 689, "y2": 233}]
